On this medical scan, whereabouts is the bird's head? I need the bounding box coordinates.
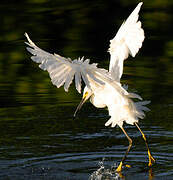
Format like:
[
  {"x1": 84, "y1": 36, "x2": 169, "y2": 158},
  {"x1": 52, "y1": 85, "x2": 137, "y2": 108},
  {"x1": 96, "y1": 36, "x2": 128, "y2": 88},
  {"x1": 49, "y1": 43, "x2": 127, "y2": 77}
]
[{"x1": 73, "y1": 86, "x2": 93, "y2": 117}]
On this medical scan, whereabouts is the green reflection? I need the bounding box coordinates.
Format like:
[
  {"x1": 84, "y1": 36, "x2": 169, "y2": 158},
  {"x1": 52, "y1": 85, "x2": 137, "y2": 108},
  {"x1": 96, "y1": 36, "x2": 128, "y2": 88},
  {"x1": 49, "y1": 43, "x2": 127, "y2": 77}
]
[{"x1": 0, "y1": 0, "x2": 173, "y2": 131}]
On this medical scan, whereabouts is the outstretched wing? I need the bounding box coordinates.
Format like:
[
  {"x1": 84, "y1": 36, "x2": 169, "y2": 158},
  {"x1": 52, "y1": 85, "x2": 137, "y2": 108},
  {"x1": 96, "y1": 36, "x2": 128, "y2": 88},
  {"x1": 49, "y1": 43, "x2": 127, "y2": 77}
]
[
  {"x1": 25, "y1": 33, "x2": 111, "y2": 93},
  {"x1": 108, "y1": 2, "x2": 144, "y2": 81}
]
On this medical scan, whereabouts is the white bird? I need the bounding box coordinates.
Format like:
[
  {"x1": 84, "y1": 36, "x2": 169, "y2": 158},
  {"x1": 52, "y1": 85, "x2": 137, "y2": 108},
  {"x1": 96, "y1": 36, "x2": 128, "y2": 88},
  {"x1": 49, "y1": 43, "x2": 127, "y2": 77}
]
[{"x1": 25, "y1": 2, "x2": 155, "y2": 172}]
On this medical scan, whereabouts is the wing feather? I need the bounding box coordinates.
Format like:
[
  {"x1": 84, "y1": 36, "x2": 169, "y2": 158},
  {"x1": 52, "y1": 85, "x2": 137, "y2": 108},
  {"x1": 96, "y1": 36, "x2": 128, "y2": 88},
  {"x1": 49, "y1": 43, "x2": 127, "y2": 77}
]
[
  {"x1": 108, "y1": 2, "x2": 144, "y2": 81},
  {"x1": 64, "y1": 69, "x2": 75, "y2": 91},
  {"x1": 25, "y1": 33, "x2": 112, "y2": 93},
  {"x1": 75, "y1": 71, "x2": 82, "y2": 93},
  {"x1": 81, "y1": 69, "x2": 90, "y2": 89}
]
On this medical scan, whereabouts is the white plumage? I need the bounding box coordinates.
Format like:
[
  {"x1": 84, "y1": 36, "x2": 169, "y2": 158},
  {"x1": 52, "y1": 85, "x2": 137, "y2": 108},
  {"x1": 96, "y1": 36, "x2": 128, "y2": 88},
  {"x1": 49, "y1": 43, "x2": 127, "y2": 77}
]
[
  {"x1": 25, "y1": 2, "x2": 147, "y2": 127},
  {"x1": 25, "y1": 2, "x2": 155, "y2": 171},
  {"x1": 108, "y1": 2, "x2": 144, "y2": 81}
]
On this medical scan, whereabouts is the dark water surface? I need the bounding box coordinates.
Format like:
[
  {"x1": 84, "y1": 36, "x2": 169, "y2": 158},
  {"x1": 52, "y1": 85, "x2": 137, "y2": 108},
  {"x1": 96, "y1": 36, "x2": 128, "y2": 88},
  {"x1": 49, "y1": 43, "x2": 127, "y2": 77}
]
[{"x1": 0, "y1": 0, "x2": 173, "y2": 179}]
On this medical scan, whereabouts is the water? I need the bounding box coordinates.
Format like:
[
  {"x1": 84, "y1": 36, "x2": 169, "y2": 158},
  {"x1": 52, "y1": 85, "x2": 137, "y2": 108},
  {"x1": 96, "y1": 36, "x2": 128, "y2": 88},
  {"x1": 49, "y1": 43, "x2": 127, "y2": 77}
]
[{"x1": 0, "y1": 0, "x2": 173, "y2": 179}]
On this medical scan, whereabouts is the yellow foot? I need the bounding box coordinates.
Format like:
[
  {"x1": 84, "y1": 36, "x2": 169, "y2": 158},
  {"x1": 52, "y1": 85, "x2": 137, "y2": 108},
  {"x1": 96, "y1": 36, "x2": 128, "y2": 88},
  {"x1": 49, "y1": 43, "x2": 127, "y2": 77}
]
[
  {"x1": 116, "y1": 161, "x2": 123, "y2": 172},
  {"x1": 149, "y1": 168, "x2": 154, "y2": 180},
  {"x1": 148, "y1": 153, "x2": 155, "y2": 167}
]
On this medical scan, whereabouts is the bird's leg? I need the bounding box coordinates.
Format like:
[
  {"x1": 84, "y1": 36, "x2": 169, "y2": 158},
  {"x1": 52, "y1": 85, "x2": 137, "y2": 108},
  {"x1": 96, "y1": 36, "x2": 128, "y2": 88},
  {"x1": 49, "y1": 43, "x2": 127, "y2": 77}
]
[
  {"x1": 134, "y1": 122, "x2": 155, "y2": 167},
  {"x1": 116, "y1": 126, "x2": 132, "y2": 172}
]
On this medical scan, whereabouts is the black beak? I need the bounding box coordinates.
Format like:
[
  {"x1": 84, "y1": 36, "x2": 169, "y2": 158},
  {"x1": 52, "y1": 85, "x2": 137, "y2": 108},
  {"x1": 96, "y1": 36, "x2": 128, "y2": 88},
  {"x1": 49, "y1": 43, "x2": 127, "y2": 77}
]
[{"x1": 73, "y1": 96, "x2": 88, "y2": 117}]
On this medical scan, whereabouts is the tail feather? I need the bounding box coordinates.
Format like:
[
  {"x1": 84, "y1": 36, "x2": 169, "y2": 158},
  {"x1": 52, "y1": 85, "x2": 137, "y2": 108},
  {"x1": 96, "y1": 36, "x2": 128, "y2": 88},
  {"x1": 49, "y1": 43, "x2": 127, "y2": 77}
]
[{"x1": 105, "y1": 98, "x2": 150, "y2": 128}]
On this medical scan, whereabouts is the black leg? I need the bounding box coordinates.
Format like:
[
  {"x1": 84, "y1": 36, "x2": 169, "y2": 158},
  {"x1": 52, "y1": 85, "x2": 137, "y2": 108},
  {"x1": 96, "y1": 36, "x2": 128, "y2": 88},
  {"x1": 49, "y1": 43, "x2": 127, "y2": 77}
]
[
  {"x1": 134, "y1": 122, "x2": 155, "y2": 166},
  {"x1": 116, "y1": 126, "x2": 132, "y2": 172}
]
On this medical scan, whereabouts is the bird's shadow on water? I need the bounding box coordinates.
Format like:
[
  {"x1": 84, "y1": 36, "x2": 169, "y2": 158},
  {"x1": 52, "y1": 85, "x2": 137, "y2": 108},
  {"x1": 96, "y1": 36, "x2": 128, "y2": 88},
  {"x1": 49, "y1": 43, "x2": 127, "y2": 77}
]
[{"x1": 88, "y1": 158, "x2": 155, "y2": 180}]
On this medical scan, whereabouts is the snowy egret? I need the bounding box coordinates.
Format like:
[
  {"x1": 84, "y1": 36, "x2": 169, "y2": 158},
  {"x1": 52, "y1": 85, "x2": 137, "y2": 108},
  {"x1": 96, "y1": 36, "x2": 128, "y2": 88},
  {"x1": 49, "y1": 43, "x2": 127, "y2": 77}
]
[{"x1": 25, "y1": 2, "x2": 155, "y2": 172}]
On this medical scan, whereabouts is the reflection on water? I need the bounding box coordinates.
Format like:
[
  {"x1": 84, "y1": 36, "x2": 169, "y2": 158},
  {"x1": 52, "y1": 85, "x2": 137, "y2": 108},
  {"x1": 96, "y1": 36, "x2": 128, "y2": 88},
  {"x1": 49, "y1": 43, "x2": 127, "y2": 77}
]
[
  {"x1": 0, "y1": 107, "x2": 173, "y2": 180},
  {"x1": 0, "y1": 0, "x2": 173, "y2": 179}
]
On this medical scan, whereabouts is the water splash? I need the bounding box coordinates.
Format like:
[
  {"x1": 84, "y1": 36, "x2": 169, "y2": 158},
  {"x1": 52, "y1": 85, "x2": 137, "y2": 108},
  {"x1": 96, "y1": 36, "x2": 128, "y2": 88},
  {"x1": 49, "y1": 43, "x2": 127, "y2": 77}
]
[{"x1": 88, "y1": 158, "x2": 121, "y2": 180}]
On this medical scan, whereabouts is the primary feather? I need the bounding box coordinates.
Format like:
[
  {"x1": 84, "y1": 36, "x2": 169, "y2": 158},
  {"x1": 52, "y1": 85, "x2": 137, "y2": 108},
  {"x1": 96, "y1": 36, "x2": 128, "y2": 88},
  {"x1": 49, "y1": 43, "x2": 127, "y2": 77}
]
[
  {"x1": 25, "y1": 33, "x2": 112, "y2": 93},
  {"x1": 108, "y1": 2, "x2": 144, "y2": 81}
]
